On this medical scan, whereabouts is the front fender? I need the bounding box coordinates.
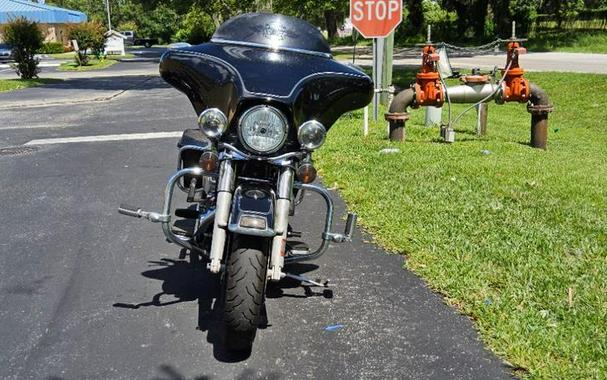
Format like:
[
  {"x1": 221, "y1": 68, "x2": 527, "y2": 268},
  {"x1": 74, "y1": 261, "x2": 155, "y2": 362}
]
[{"x1": 227, "y1": 185, "x2": 275, "y2": 238}]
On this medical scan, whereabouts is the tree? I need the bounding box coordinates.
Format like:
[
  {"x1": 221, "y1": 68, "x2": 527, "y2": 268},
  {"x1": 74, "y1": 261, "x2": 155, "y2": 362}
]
[
  {"x1": 116, "y1": 20, "x2": 138, "y2": 33},
  {"x1": 49, "y1": 0, "x2": 108, "y2": 24},
  {"x1": 274, "y1": 0, "x2": 349, "y2": 39},
  {"x1": 542, "y1": 0, "x2": 584, "y2": 27},
  {"x1": 470, "y1": 0, "x2": 489, "y2": 37},
  {"x1": 490, "y1": 0, "x2": 512, "y2": 37},
  {"x1": 141, "y1": 3, "x2": 180, "y2": 43},
  {"x1": 69, "y1": 21, "x2": 106, "y2": 65},
  {"x1": 422, "y1": 0, "x2": 457, "y2": 40},
  {"x1": 406, "y1": 0, "x2": 425, "y2": 36},
  {"x1": 175, "y1": 4, "x2": 215, "y2": 44},
  {"x1": 508, "y1": 0, "x2": 538, "y2": 35},
  {"x1": 440, "y1": 0, "x2": 491, "y2": 39},
  {"x1": 3, "y1": 17, "x2": 44, "y2": 79}
]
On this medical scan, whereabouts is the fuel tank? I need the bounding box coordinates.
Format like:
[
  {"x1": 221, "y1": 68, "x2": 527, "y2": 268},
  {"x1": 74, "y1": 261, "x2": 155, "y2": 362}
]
[{"x1": 159, "y1": 13, "x2": 373, "y2": 130}]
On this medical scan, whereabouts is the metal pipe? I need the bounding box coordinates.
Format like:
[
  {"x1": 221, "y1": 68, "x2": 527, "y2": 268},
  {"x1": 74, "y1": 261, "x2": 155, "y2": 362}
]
[
  {"x1": 476, "y1": 103, "x2": 488, "y2": 136},
  {"x1": 445, "y1": 83, "x2": 499, "y2": 104},
  {"x1": 285, "y1": 183, "x2": 335, "y2": 263},
  {"x1": 528, "y1": 83, "x2": 554, "y2": 149},
  {"x1": 176, "y1": 145, "x2": 216, "y2": 192},
  {"x1": 160, "y1": 167, "x2": 206, "y2": 255},
  {"x1": 385, "y1": 87, "x2": 415, "y2": 141}
]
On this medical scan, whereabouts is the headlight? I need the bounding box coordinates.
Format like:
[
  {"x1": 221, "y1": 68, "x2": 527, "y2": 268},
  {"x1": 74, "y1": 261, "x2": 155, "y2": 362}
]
[
  {"x1": 298, "y1": 120, "x2": 326, "y2": 150},
  {"x1": 198, "y1": 108, "x2": 228, "y2": 139},
  {"x1": 239, "y1": 105, "x2": 287, "y2": 154}
]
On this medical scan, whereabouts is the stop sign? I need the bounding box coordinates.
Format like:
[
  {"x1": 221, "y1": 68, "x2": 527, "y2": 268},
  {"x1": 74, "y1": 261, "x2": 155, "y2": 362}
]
[{"x1": 350, "y1": 0, "x2": 403, "y2": 38}]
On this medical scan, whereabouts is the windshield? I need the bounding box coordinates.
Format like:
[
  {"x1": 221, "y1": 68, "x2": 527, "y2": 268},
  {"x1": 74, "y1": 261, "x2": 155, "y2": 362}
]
[
  {"x1": 0, "y1": 43, "x2": 11, "y2": 49},
  {"x1": 211, "y1": 13, "x2": 331, "y2": 57}
]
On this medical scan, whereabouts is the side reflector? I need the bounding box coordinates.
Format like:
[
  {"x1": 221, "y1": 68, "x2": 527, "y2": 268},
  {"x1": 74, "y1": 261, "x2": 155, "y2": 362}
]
[
  {"x1": 297, "y1": 163, "x2": 317, "y2": 184},
  {"x1": 199, "y1": 151, "x2": 218, "y2": 172}
]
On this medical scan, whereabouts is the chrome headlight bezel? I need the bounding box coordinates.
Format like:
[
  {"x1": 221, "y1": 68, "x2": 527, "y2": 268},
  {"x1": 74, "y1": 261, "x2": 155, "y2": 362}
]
[
  {"x1": 238, "y1": 105, "x2": 288, "y2": 154},
  {"x1": 198, "y1": 108, "x2": 228, "y2": 139},
  {"x1": 297, "y1": 120, "x2": 326, "y2": 151}
]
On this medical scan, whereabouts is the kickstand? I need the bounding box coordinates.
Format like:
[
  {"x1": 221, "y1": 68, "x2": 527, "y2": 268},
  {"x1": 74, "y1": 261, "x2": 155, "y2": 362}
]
[{"x1": 282, "y1": 272, "x2": 330, "y2": 287}]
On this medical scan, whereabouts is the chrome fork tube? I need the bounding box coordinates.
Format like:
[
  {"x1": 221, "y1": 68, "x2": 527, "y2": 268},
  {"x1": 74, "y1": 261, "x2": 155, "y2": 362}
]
[
  {"x1": 269, "y1": 167, "x2": 294, "y2": 281},
  {"x1": 208, "y1": 159, "x2": 235, "y2": 273}
]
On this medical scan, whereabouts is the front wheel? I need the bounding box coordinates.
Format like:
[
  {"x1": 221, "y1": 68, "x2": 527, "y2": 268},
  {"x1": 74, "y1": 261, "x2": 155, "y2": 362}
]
[{"x1": 222, "y1": 235, "x2": 269, "y2": 351}]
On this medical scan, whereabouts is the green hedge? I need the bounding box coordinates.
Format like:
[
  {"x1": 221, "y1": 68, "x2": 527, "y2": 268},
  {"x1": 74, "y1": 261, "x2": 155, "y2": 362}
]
[{"x1": 38, "y1": 42, "x2": 65, "y2": 54}]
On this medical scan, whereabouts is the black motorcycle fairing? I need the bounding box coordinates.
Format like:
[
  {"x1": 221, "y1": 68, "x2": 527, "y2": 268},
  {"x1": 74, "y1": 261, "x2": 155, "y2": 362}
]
[
  {"x1": 160, "y1": 47, "x2": 242, "y2": 123},
  {"x1": 159, "y1": 43, "x2": 373, "y2": 131}
]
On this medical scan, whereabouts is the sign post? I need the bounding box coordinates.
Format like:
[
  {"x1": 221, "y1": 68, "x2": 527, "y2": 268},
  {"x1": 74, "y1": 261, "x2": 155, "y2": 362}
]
[
  {"x1": 381, "y1": 31, "x2": 394, "y2": 105},
  {"x1": 372, "y1": 38, "x2": 385, "y2": 120},
  {"x1": 350, "y1": 0, "x2": 402, "y2": 122}
]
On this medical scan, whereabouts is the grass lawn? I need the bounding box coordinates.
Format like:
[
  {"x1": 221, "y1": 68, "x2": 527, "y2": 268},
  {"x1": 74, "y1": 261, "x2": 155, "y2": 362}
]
[
  {"x1": 0, "y1": 78, "x2": 62, "y2": 92},
  {"x1": 58, "y1": 58, "x2": 117, "y2": 71},
  {"x1": 105, "y1": 53, "x2": 136, "y2": 60},
  {"x1": 48, "y1": 52, "x2": 135, "y2": 60},
  {"x1": 528, "y1": 29, "x2": 607, "y2": 54},
  {"x1": 316, "y1": 70, "x2": 607, "y2": 379},
  {"x1": 332, "y1": 51, "x2": 359, "y2": 61},
  {"x1": 47, "y1": 52, "x2": 78, "y2": 59}
]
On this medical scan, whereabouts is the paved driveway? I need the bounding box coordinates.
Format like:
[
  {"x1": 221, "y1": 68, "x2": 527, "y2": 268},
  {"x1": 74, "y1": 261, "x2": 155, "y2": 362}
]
[{"x1": 0, "y1": 76, "x2": 514, "y2": 379}]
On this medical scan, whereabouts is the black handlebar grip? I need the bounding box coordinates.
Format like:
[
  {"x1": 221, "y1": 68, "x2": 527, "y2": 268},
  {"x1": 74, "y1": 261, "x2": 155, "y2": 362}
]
[{"x1": 118, "y1": 204, "x2": 142, "y2": 218}]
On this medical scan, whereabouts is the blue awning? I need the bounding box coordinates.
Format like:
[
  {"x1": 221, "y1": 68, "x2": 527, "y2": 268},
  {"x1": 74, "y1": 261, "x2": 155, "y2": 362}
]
[{"x1": 0, "y1": 0, "x2": 87, "y2": 24}]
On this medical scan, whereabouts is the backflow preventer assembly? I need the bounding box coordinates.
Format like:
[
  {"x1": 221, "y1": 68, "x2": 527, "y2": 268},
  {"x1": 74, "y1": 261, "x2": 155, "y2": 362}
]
[{"x1": 385, "y1": 30, "x2": 554, "y2": 149}]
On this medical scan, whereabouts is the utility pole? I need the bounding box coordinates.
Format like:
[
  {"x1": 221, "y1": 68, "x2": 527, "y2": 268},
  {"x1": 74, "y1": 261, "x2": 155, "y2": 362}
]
[{"x1": 105, "y1": 0, "x2": 112, "y2": 31}]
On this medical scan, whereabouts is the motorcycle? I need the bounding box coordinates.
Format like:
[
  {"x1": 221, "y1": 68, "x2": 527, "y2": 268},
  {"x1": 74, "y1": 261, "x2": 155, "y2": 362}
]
[{"x1": 119, "y1": 13, "x2": 373, "y2": 351}]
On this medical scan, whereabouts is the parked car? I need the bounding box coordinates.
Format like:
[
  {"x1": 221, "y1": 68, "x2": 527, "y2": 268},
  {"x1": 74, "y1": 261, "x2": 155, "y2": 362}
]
[
  {"x1": 120, "y1": 31, "x2": 159, "y2": 48},
  {"x1": 0, "y1": 43, "x2": 13, "y2": 62}
]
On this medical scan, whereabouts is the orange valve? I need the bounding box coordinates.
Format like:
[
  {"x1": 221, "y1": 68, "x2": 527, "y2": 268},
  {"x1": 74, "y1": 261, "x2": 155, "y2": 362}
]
[
  {"x1": 414, "y1": 44, "x2": 444, "y2": 107},
  {"x1": 500, "y1": 41, "x2": 530, "y2": 103}
]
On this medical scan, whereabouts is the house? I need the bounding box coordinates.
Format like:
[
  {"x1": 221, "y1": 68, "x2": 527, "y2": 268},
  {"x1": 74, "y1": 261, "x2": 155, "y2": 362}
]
[
  {"x1": 104, "y1": 30, "x2": 126, "y2": 56},
  {"x1": 0, "y1": 0, "x2": 87, "y2": 44}
]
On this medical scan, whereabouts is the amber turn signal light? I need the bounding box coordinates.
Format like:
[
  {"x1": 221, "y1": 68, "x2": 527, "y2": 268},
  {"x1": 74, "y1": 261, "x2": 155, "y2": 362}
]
[
  {"x1": 296, "y1": 163, "x2": 317, "y2": 184},
  {"x1": 199, "y1": 151, "x2": 218, "y2": 172}
]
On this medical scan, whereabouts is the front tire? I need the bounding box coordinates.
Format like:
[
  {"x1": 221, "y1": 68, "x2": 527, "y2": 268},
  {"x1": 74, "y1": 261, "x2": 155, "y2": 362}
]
[{"x1": 222, "y1": 235, "x2": 268, "y2": 351}]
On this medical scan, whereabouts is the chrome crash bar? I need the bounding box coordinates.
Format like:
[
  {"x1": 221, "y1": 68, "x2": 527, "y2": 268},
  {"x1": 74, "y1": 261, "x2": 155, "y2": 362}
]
[
  {"x1": 118, "y1": 169, "x2": 357, "y2": 264},
  {"x1": 285, "y1": 183, "x2": 357, "y2": 263},
  {"x1": 119, "y1": 167, "x2": 212, "y2": 255}
]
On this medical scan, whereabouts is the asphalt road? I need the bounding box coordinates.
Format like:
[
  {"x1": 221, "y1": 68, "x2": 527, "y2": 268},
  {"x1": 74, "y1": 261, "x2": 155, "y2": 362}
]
[
  {"x1": 334, "y1": 46, "x2": 607, "y2": 74},
  {"x1": 350, "y1": 52, "x2": 607, "y2": 74},
  {"x1": 0, "y1": 74, "x2": 514, "y2": 379}
]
